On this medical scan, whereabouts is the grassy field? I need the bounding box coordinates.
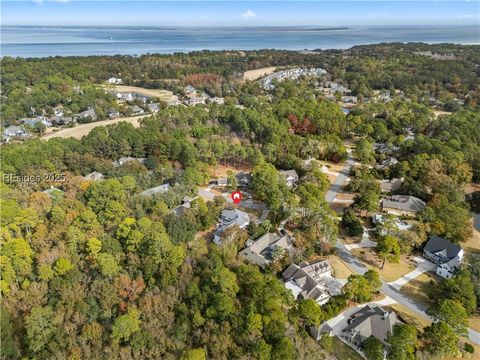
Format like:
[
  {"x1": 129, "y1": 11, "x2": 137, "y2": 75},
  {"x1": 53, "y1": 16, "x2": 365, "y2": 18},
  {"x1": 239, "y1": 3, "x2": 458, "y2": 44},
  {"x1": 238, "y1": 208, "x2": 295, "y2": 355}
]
[
  {"x1": 329, "y1": 255, "x2": 355, "y2": 279},
  {"x1": 389, "y1": 303, "x2": 431, "y2": 330},
  {"x1": 42, "y1": 115, "x2": 147, "y2": 140},
  {"x1": 242, "y1": 67, "x2": 277, "y2": 81},
  {"x1": 463, "y1": 218, "x2": 480, "y2": 258},
  {"x1": 106, "y1": 85, "x2": 175, "y2": 101},
  {"x1": 332, "y1": 337, "x2": 363, "y2": 360},
  {"x1": 351, "y1": 249, "x2": 416, "y2": 282},
  {"x1": 399, "y1": 272, "x2": 440, "y2": 308}
]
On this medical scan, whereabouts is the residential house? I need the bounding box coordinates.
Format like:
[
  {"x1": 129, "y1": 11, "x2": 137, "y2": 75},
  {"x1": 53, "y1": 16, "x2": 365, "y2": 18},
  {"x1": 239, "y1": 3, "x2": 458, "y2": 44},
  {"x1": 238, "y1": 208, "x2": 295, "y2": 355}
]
[
  {"x1": 107, "y1": 77, "x2": 123, "y2": 84},
  {"x1": 372, "y1": 214, "x2": 412, "y2": 236},
  {"x1": 167, "y1": 98, "x2": 182, "y2": 107},
  {"x1": 75, "y1": 108, "x2": 97, "y2": 122},
  {"x1": 107, "y1": 109, "x2": 121, "y2": 119},
  {"x1": 236, "y1": 172, "x2": 252, "y2": 188},
  {"x1": 423, "y1": 235, "x2": 463, "y2": 279},
  {"x1": 21, "y1": 116, "x2": 52, "y2": 128},
  {"x1": 173, "y1": 195, "x2": 198, "y2": 216},
  {"x1": 379, "y1": 178, "x2": 403, "y2": 193},
  {"x1": 381, "y1": 195, "x2": 425, "y2": 217},
  {"x1": 213, "y1": 209, "x2": 250, "y2": 245},
  {"x1": 113, "y1": 157, "x2": 146, "y2": 167},
  {"x1": 50, "y1": 116, "x2": 74, "y2": 126},
  {"x1": 184, "y1": 85, "x2": 197, "y2": 96},
  {"x1": 341, "y1": 95, "x2": 358, "y2": 104},
  {"x1": 3, "y1": 125, "x2": 30, "y2": 138},
  {"x1": 130, "y1": 105, "x2": 145, "y2": 115},
  {"x1": 210, "y1": 97, "x2": 225, "y2": 105},
  {"x1": 186, "y1": 96, "x2": 207, "y2": 106},
  {"x1": 53, "y1": 107, "x2": 64, "y2": 117},
  {"x1": 280, "y1": 170, "x2": 299, "y2": 188},
  {"x1": 147, "y1": 103, "x2": 160, "y2": 113},
  {"x1": 84, "y1": 171, "x2": 105, "y2": 181},
  {"x1": 140, "y1": 183, "x2": 171, "y2": 196},
  {"x1": 239, "y1": 232, "x2": 293, "y2": 268},
  {"x1": 282, "y1": 260, "x2": 340, "y2": 306},
  {"x1": 376, "y1": 156, "x2": 399, "y2": 170},
  {"x1": 339, "y1": 305, "x2": 402, "y2": 349},
  {"x1": 213, "y1": 177, "x2": 228, "y2": 187}
]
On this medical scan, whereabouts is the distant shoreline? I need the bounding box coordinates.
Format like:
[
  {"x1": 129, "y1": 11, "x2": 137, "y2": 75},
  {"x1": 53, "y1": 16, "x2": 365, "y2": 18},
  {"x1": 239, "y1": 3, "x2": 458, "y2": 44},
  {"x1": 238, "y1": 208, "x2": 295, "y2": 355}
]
[{"x1": 2, "y1": 25, "x2": 478, "y2": 58}]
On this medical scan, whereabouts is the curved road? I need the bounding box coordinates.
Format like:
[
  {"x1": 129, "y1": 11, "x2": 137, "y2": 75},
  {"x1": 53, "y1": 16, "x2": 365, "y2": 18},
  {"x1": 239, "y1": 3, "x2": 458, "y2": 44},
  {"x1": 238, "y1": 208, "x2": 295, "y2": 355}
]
[{"x1": 327, "y1": 152, "x2": 480, "y2": 345}]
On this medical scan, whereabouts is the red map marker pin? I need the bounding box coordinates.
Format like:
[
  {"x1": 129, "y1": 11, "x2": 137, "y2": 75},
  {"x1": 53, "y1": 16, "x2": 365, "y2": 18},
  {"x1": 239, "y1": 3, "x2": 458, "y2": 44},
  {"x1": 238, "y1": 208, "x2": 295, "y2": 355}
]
[{"x1": 231, "y1": 190, "x2": 242, "y2": 204}]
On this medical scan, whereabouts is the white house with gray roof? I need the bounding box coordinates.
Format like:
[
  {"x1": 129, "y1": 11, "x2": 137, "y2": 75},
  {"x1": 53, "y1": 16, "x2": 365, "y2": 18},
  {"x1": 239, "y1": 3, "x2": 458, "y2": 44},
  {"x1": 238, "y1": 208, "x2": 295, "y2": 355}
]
[
  {"x1": 282, "y1": 260, "x2": 341, "y2": 306},
  {"x1": 423, "y1": 235, "x2": 463, "y2": 279}
]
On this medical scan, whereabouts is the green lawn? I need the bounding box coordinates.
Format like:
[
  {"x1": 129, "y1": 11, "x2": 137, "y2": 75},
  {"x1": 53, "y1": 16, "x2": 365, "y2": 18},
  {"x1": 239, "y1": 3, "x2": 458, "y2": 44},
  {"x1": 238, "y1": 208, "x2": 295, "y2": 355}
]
[{"x1": 332, "y1": 337, "x2": 363, "y2": 360}]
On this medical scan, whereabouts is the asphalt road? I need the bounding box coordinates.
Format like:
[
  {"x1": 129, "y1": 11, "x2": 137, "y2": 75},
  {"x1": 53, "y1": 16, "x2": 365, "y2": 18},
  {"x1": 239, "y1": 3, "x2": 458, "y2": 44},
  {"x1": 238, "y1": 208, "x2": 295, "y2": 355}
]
[{"x1": 327, "y1": 153, "x2": 480, "y2": 345}]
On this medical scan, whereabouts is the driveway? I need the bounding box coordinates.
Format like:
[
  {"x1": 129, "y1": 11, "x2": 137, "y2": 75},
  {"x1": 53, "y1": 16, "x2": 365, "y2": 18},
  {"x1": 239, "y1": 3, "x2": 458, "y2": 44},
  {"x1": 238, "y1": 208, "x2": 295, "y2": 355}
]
[
  {"x1": 326, "y1": 153, "x2": 480, "y2": 345},
  {"x1": 388, "y1": 257, "x2": 436, "y2": 291}
]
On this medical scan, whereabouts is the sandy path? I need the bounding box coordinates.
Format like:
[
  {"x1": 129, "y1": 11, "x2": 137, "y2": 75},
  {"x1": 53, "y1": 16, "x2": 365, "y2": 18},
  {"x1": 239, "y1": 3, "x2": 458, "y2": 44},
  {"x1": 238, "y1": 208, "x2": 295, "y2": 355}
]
[
  {"x1": 42, "y1": 115, "x2": 148, "y2": 140},
  {"x1": 104, "y1": 85, "x2": 175, "y2": 100},
  {"x1": 242, "y1": 67, "x2": 277, "y2": 81}
]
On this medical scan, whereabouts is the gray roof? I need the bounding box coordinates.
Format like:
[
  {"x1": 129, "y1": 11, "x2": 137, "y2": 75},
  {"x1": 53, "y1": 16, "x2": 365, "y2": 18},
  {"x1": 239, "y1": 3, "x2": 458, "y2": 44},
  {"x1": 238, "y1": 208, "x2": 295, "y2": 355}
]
[
  {"x1": 131, "y1": 105, "x2": 144, "y2": 113},
  {"x1": 218, "y1": 209, "x2": 250, "y2": 228},
  {"x1": 379, "y1": 178, "x2": 403, "y2": 192},
  {"x1": 381, "y1": 195, "x2": 425, "y2": 213},
  {"x1": 423, "y1": 235, "x2": 462, "y2": 261},
  {"x1": 216, "y1": 177, "x2": 228, "y2": 185},
  {"x1": 77, "y1": 108, "x2": 97, "y2": 119},
  {"x1": 280, "y1": 169, "x2": 299, "y2": 180},
  {"x1": 84, "y1": 171, "x2": 105, "y2": 181},
  {"x1": 342, "y1": 305, "x2": 402, "y2": 344},
  {"x1": 239, "y1": 233, "x2": 292, "y2": 267},
  {"x1": 282, "y1": 260, "x2": 332, "y2": 301},
  {"x1": 236, "y1": 172, "x2": 252, "y2": 186},
  {"x1": 140, "y1": 183, "x2": 171, "y2": 196},
  {"x1": 3, "y1": 125, "x2": 28, "y2": 136},
  {"x1": 147, "y1": 103, "x2": 160, "y2": 112},
  {"x1": 377, "y1": 156, "x2": 399, "y2": 169}
]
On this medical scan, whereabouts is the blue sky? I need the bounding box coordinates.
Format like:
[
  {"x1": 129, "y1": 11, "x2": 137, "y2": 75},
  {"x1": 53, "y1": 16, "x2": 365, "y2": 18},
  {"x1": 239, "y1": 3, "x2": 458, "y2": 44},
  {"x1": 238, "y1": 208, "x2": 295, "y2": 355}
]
[{"x1": 2, "y1": 1, "x2": 479, "y2": 26}]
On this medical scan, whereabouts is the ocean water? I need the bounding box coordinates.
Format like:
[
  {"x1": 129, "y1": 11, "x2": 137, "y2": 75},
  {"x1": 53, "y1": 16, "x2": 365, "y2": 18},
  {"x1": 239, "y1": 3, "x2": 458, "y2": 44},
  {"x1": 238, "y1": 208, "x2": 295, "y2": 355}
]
[{"x1": 1, "y1": 25, "x2": 479, "y2": 58}]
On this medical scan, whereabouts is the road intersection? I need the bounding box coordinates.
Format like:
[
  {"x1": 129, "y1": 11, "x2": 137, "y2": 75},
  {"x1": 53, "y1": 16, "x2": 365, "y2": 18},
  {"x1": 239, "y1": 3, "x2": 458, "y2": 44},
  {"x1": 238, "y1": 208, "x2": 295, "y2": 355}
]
[{"x1": 326, "y1": 153, "x2": 480, "y2": 345}]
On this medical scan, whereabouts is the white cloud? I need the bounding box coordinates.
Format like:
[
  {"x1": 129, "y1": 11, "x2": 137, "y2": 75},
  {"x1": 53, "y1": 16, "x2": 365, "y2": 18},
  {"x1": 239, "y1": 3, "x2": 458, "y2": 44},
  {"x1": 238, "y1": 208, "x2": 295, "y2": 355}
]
[{"x1": 242, "y1": 10, "x2": 256, "y2": 19}]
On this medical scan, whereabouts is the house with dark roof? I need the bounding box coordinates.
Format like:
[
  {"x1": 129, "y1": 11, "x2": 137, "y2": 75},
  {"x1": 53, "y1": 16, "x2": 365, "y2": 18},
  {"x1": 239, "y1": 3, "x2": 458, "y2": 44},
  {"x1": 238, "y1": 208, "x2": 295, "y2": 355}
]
[
  {"x1": 282, "y1": 260, "x2": 341, "y2": 305},
  {"x1": 423, "y1": 235, "x2": 463, "y2": 279},
  {"x1": 381, "y1": 195, "x2": 425, "y2": 217},
  {"x1": 239, "y1": 232, "x2": 293, "y2": 268},
  {"x1": 214, "y1": 209, "x2": 250, "y2": 245},
  {"x1": 236, "y1": 172, "x2": 252, "y2": 188},
  {"x1": 376, "y1": 156, "x2": 399, "y2": 170},
  {"x1": 339, "y1": 305, "x2": 402, "y2": 349}
]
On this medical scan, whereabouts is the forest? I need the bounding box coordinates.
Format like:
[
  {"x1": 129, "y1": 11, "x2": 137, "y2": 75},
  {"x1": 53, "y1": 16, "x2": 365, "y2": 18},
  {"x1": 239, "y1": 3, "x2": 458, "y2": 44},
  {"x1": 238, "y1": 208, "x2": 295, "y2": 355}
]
[{"x1": 1, "y1": 43, "x2": 480, "y2": 360}]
